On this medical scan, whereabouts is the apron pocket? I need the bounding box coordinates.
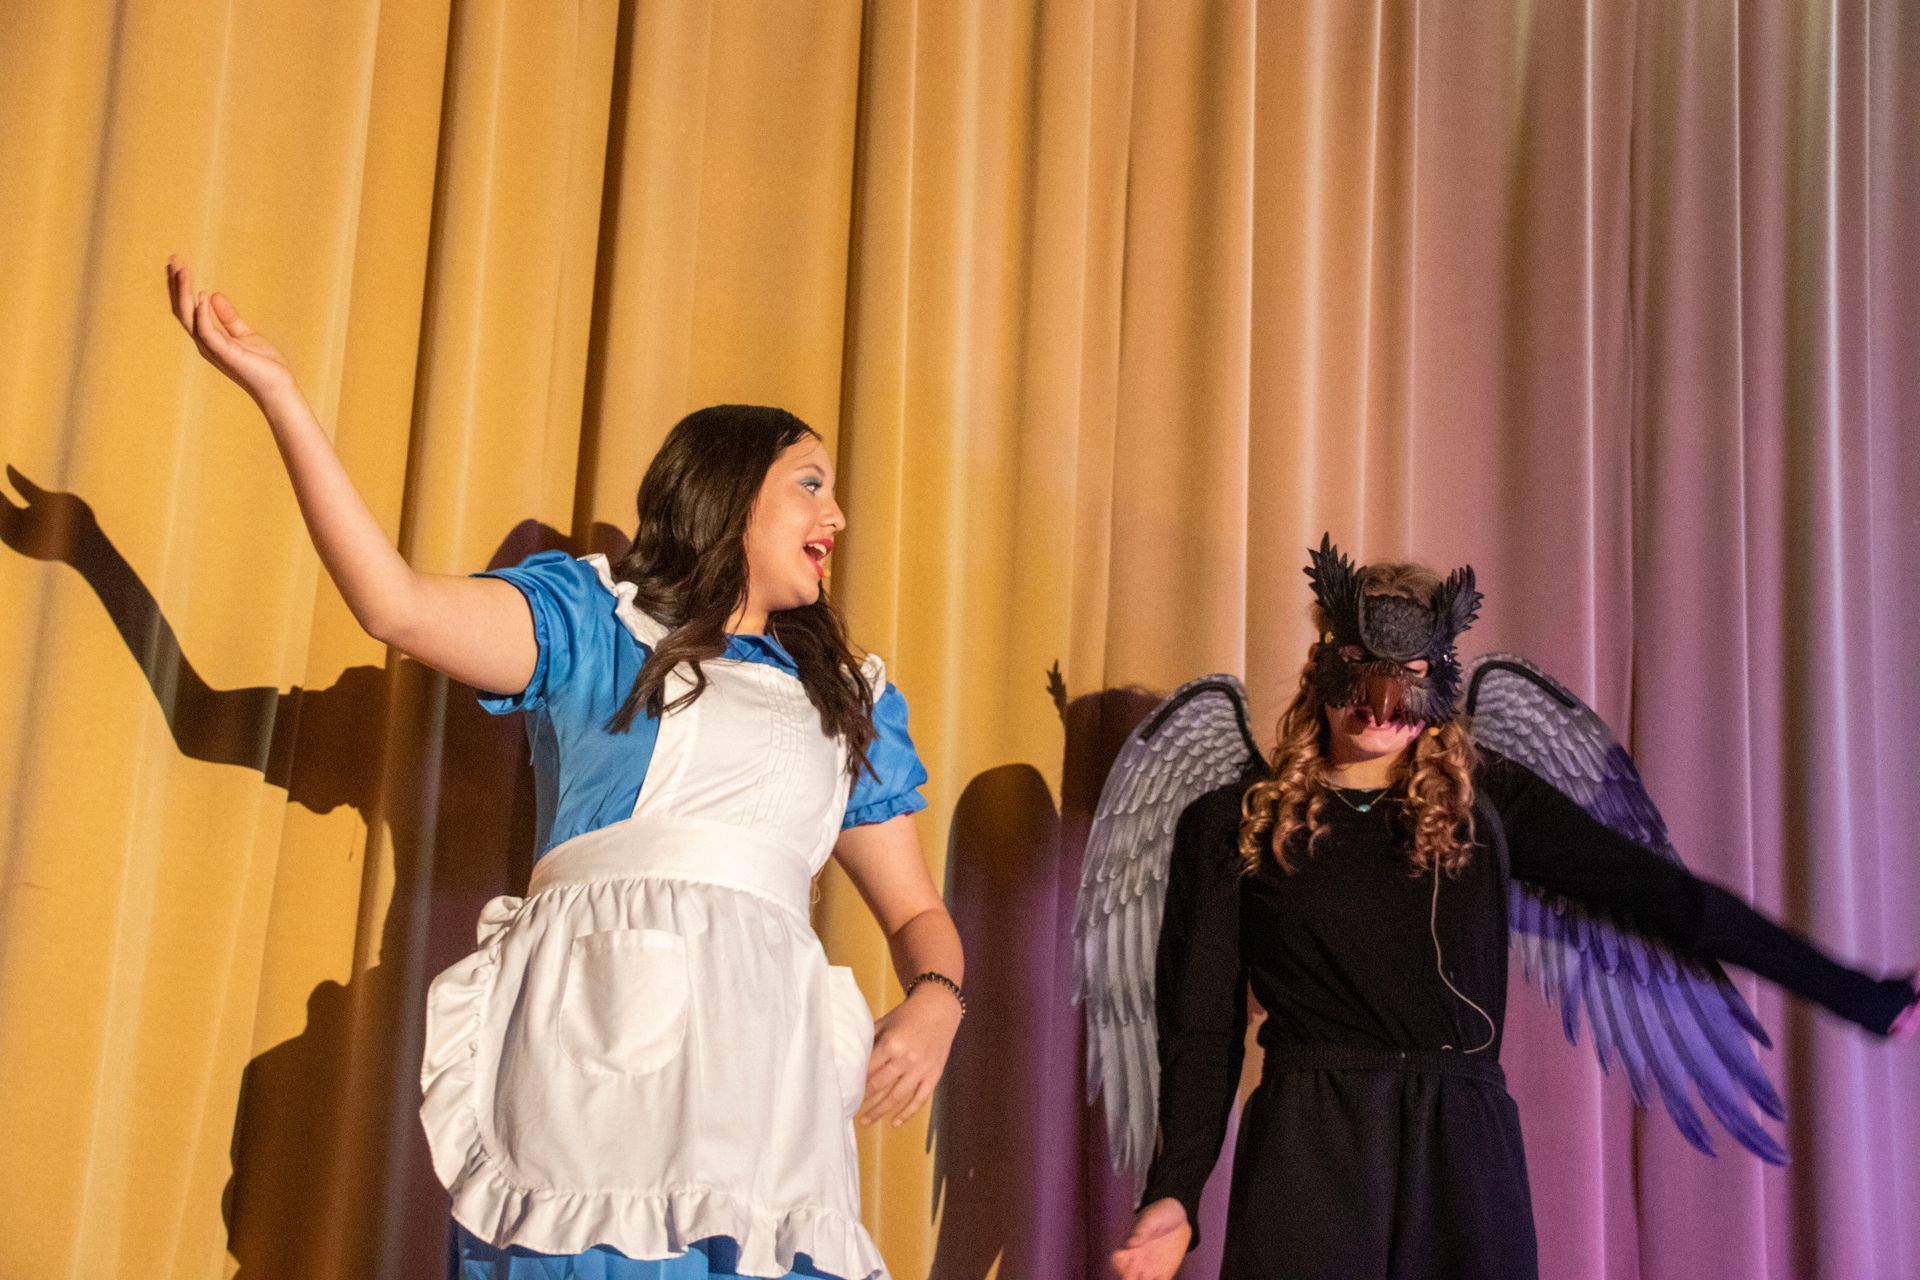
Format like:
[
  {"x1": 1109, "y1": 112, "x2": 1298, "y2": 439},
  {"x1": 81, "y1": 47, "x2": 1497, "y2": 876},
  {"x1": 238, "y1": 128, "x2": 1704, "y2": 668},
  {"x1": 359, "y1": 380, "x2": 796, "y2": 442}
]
[
  {"x1": 827, "y1": 965, "x2": 875, "y2": 1119},
  {"x1": 559, "y1": 928, "x2": 689, "y2": 1075}
]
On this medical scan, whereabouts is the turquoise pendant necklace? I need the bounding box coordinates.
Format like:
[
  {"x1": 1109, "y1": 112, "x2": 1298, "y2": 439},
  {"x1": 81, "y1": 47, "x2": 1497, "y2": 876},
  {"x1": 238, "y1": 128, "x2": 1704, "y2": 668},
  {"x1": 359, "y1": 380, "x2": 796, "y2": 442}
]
[{"x1": 1329, "y1": 784, "x2": 1393, "y2": 814}]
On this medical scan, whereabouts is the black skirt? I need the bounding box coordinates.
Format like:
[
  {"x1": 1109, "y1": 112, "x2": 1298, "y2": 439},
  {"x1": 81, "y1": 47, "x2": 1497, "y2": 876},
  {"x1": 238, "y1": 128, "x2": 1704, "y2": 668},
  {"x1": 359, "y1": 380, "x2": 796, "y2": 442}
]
[{"x1": 1217, "y1": 1046, "x2": 1538, "y2": 1280}]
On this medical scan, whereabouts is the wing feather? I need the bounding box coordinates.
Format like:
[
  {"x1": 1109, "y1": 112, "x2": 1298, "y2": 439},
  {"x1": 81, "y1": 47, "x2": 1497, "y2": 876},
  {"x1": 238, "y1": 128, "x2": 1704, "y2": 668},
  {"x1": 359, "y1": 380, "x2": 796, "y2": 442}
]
[
  {"x1": 1072, "y1": 674, "x2": 1260, "y2": 1192},
  {"x1": 1467, "y1": 653, "x2": 1787, "y2": 1164}
]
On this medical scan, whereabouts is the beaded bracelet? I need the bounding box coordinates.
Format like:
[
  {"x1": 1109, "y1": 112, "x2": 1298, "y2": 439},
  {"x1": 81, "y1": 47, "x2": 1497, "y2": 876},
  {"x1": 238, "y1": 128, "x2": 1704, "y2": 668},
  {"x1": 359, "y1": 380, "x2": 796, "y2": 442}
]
[{"x1": 905, "y1": 970, "x2": 966, "y2": 1019}]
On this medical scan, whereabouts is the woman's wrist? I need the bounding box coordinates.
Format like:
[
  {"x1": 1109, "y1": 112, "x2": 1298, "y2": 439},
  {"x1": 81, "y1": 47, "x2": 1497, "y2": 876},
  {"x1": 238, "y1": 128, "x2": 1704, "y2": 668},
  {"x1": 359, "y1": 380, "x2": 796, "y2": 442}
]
[
  {"x1": 904, "y1": 970, "x2": 966, "y2": 1020},
  {"x1": 1139, "y1": 1196, "x2": 1188, "y2": 1221},
  {"x1": 253, "y1": 378, "x2": 311, "y2": 423}
]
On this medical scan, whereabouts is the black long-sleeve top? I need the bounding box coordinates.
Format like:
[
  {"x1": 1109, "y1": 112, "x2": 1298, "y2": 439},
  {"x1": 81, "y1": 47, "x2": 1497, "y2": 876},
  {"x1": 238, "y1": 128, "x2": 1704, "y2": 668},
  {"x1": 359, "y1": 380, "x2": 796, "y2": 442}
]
[{"x1": 1138, "y1": 752, "x2": 1916, "y2": 1238}]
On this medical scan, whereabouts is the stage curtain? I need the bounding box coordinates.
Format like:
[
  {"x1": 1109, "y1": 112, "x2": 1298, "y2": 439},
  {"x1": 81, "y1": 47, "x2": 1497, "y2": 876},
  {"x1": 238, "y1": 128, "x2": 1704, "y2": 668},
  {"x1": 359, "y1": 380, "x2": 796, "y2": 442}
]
[{"x1": 2, "y1": 3, "x2": 1915, "y2": 1277}]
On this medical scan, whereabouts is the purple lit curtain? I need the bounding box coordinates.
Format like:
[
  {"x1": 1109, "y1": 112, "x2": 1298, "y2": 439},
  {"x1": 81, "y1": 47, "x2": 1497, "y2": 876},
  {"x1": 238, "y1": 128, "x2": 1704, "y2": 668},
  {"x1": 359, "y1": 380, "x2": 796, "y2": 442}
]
[{"x1": 931, "y1": 4, "x2": 1920, "y2": 1279}]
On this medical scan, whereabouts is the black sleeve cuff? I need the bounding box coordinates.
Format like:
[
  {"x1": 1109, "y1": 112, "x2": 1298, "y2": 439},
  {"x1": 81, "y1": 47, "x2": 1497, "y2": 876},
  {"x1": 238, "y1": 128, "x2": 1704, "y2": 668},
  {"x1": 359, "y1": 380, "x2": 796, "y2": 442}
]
[{"x1": 1859, "y1": 977, "x2": 1918, "y2": 1036}]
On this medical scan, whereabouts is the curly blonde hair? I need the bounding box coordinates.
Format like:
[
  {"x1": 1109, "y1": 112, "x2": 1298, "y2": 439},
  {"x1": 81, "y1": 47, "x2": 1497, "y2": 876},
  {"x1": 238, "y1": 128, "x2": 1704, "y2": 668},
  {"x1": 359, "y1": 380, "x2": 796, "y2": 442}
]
[{"x1": 1238, "y1": 562, "x2": 1479, "y2": 876}]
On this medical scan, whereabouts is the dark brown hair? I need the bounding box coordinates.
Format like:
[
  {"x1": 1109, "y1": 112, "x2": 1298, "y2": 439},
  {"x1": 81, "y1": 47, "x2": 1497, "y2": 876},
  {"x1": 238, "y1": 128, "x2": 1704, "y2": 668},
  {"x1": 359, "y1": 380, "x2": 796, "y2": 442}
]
[
  {"x1": 606, "y1": 405, "x2": 876, "y2": 774},
  {"x1": 1238, "y1": 561, "x2": 1478, "y2": 875}
]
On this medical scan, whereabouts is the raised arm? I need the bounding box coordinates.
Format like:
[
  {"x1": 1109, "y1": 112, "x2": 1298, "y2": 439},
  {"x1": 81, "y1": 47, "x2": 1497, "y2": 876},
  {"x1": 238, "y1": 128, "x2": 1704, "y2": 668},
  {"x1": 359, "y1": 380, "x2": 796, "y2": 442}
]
[{"x1": 166, "y1": 258, "x2": 535, "y2": 696}]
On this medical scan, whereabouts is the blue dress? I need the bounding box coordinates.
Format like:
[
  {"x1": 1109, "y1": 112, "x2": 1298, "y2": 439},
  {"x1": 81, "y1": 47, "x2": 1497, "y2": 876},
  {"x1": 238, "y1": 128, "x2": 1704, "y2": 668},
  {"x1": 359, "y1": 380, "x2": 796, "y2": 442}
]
[{"x1": 446, "y1": 552, "x2": 928, "y2": 1280}]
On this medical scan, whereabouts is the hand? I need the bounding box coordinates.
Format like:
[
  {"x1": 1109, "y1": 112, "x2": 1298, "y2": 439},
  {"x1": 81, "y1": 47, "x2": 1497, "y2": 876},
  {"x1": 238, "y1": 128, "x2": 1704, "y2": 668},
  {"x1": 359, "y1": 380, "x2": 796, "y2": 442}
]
[
  {"x1": 1891, "y1": 982, "x2": 1919, "y2": 1040},
  {"x1": 165, "y1": 257, "x2": 297, "y2": 405},
  {"x1": 856, "y1": 981, "x2": 962, "y2": 1127},
  {"x1": 0, "y1": 466, "x2": 102, "y2": 562},
  {"x1": 1111, "y1": 1198, "x2": 1192, "y2": 1280}
]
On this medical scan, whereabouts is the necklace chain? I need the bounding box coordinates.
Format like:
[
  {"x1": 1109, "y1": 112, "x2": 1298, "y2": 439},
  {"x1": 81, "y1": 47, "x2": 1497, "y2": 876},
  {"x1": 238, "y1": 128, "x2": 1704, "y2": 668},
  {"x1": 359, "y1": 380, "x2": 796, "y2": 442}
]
[{"x1": 1327, "y1": 783, "x2": 1394, "y2": 814}]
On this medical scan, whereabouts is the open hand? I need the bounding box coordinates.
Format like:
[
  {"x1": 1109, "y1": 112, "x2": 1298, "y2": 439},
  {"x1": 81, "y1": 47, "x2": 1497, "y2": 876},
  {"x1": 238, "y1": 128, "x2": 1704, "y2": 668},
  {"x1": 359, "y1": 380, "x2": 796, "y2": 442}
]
[
  {"x1": 856, "y1": 983, "x2": 961, "y2": 1127},
  {"x1": 1111, "y1": 1197, "x2": 1192, "y2": 1280},
  {"x1": 166, "y1": 257, "x2": 296, "y2": 405},
  {"x1": 0, "y1": 466, "x2": 101, "y2": 563}
]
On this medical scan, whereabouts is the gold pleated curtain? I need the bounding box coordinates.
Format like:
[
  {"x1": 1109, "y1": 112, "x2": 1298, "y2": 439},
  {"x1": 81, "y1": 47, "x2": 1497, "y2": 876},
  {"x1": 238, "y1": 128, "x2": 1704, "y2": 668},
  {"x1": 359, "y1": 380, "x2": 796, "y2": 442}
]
[{"x1": 4, "y1": 3, "x2": 1918, "y2": 1279}]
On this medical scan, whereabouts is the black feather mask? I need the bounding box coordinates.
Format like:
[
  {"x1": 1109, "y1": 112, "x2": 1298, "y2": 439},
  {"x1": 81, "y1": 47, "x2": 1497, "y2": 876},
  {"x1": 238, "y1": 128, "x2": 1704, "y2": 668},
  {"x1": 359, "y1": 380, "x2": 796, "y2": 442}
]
[{"x1": 1304, "y1": 533, "x2": 1482, "y2": 724}]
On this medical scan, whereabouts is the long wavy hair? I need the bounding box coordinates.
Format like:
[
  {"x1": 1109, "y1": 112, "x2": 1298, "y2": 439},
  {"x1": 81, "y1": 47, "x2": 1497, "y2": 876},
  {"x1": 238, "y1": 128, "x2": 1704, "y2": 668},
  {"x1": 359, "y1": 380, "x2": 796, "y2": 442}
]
[
  {"x1": 1238, "y1": 561, "x2": 1478, "y2": 875},
  {"x1": 605, "y1": 405, "x2": 877, "y2": 775}
]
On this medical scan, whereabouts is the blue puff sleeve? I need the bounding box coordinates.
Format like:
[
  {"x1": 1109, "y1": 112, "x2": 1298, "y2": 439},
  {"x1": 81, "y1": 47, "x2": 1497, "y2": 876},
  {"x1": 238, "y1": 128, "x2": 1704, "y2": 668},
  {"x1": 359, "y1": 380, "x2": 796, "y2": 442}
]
[
  {"x1": 474, "y1": 550, "x2": 620, "y2": 714},
  {"x1": 844, "y1": 682, "x2": 931, "y2": 828}
]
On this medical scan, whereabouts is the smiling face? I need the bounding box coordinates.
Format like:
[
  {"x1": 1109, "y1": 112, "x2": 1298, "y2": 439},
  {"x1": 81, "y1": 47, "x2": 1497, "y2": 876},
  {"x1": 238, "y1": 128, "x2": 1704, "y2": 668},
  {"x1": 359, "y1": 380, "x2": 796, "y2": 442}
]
[
  {"x1": 737, "y1": 436, "x2": 845, "y2": 631},
  {"x1": 1322, "y1": 654, "x2": 1429, "y2": 767}
]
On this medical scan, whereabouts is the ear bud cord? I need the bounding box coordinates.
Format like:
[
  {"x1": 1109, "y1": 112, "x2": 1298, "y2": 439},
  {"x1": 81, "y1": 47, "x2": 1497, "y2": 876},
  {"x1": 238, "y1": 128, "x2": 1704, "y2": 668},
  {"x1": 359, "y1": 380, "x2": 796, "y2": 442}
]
[{"x1": 1432, "y1": 859, "x2": 1497, "y2": 1055}]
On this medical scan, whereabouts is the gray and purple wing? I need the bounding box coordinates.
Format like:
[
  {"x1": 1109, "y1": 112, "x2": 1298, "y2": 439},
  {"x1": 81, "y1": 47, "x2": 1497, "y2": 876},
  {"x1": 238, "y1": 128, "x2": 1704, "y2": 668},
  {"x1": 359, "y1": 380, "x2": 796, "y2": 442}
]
[
  {"x1": 1072, "y1": 674, "x2": 1262, "y2": 1193},
  {"x1": 1466, "y1": 653, "x2": 1787, "y2": 1165}
]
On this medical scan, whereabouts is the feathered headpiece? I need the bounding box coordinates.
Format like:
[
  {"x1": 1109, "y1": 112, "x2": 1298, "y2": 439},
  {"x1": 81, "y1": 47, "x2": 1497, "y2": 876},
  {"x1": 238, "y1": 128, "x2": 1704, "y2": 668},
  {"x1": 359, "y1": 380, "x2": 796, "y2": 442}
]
[{"x1": 1305, "y1": 533, "x2": 1482, "y2": 723}]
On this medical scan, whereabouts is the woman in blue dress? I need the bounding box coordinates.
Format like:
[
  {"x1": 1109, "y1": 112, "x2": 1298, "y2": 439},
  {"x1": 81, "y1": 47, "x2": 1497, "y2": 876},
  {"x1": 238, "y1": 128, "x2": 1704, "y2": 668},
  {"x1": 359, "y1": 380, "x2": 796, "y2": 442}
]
[{"x1": 168, "y1": 260, "x2": 965, "y2": 1280}]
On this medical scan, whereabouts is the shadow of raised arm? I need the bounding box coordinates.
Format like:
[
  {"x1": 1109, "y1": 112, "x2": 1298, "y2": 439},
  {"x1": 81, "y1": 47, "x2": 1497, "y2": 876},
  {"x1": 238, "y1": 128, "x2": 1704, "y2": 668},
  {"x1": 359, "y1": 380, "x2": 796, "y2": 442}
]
[
  {"x1": 3, "y1": 465, "x2": 632, "y2": 817},
  {"x1": 2, "y1": 465, "x2": 294, "y2": 780}
]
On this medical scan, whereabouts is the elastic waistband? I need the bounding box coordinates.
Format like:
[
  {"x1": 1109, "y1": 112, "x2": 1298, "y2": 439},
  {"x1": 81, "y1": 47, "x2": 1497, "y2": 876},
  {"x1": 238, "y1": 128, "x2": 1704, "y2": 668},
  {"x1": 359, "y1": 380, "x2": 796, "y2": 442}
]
[
  {"x1": 529, "y1": 818, "x2": 814, "y2": 919},
  {"x1": 1262, "y1": 1044, "x2": 1506, "y2": 1087}
]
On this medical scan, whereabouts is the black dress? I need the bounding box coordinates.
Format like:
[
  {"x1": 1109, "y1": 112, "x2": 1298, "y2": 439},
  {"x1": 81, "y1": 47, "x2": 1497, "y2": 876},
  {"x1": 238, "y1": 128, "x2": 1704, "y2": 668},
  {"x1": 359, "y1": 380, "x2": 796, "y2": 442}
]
[{"x1": 1139, "y1": 752, "x2": 1914, "y2": 1280}]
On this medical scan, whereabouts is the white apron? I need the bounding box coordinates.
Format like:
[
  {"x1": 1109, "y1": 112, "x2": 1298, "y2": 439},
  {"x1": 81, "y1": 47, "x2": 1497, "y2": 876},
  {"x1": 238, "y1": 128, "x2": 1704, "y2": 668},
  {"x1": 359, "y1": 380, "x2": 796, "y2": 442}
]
[{"x1": 420, "y1": 601, "x2": 887, "y2": 1280}]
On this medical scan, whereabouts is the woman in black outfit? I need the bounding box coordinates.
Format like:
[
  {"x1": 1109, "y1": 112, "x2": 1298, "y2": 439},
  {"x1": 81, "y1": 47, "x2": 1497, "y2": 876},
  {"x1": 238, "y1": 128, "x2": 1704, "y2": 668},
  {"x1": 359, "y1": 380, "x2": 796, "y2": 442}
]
[{"x1": 1109, "y1": 558, "x2": 1918, "y2": 1280}]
